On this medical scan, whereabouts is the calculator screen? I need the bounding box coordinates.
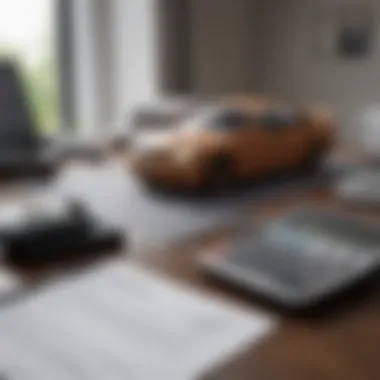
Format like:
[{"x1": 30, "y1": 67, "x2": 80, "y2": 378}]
[{"x1": 266, "y1": 211, "x2": 380, "y2": 255}]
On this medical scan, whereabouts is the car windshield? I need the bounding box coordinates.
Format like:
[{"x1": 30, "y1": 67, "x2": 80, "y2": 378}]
[{"x1": 189, "y1": 107, "x2": 247, "y2": 131}]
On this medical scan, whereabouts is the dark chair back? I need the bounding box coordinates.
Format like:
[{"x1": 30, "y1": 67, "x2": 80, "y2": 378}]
[{"x1": 0, "y1": 61, "x2": 40, "y2": 151}]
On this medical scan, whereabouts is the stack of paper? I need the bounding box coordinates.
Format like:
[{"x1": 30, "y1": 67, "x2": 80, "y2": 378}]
[{"x1": 0, "y1": 262, "x2": 276, "y2": 380}]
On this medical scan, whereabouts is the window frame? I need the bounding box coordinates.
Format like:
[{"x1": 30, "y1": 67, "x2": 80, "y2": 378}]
[{"x1": 57, "y1": 0, "x2": 76, "y2": 132}]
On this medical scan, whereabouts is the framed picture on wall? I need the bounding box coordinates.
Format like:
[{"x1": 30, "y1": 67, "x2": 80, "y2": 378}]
[
  {"x1": 337, "y1": 4, "x2": 373, "y2": 59},
  {"x1": 314, "y1": 4, "x2": 373, "y2": 60}
]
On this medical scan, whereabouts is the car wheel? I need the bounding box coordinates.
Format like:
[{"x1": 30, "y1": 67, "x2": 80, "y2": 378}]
[
  {"x1": 202, "y1": 155, "x2": 236, "y2": 192},
  {"x1": 302, "y1": 141, "x2": 326, "y2": 172}
]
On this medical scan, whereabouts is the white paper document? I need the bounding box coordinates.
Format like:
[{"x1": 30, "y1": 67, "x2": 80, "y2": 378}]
[{"x1": 0, "y1": 262, "x2": 276, "y2": 380}]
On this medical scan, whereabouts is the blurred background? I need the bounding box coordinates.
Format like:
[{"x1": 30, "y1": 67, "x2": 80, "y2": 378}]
[
  {"x1": 2, "y1": 0, "x2": 377, "y2": 141},
  {"x1": 0, "y1": 2, "x2": 379, "y2": 379}
]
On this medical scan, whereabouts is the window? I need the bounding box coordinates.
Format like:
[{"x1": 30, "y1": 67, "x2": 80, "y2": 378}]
[
  {"x1": 194, "y1": 108, "x2": 247, "y2": 131},
  {"x1": 259, "y1": 110, "x2": 300, "y2": 130},
  {"x1": 0, "y1": 0, "x2": 59, "y2": 134},
  {"x1": 212, "y1": 110, "x2": 247, "y2": 130}
]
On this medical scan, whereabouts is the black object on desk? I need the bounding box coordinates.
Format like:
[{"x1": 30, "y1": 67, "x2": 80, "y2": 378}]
[
  {"x1": 0, "y1": 196, "x2": 123, "y2": 267},
  {"x1": 199, "y1": 208, "x2": 380, "y2": 310}
]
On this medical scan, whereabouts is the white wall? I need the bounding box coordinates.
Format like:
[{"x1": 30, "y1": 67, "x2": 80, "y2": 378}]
[
  {"x1": 257, "y1": 0, "x2": 380, "y2": 139},
  {"x1": 189, "y1": 0, "x2": 262, "y2": 95}
]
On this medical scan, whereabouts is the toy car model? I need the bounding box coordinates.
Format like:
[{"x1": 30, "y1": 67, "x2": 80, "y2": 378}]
[{"x1": 129, "y1": 104, "x2": 334, "y2": 190}]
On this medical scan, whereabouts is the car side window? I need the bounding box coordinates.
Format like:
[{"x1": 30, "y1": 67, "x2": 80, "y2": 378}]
[
  {"x1": 211, "y1": 110, "x2": 247, "y2": 131},
  {"x1": 259, "y1": 110, "x2": 300, "y2": 132}
]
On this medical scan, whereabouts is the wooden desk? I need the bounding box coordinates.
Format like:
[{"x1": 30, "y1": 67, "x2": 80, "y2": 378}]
[
  {"x1": 3, "y1": 153, "x2": 380, "y2": 380},
  {"x1": 131, "y1": 184, "x2": 380, "y2": 380}
]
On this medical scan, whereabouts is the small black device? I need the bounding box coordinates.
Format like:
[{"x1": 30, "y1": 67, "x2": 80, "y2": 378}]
[
  {"x1": 0, "y1": 195, "x2": 123, "y2": 266},
  {"x1": 199, "y1": 208, "x2": 380, "y2": 310}
]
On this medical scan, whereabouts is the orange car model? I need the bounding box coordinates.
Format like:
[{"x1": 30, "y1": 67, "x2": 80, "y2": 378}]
[{"x1": 129, "y1": 104, "x2": 334, "y2": 190}]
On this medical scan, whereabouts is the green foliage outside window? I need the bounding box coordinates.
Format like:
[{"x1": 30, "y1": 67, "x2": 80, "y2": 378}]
[{"x1": 24, "y1": 56, "x2": 59, "y2": 133}]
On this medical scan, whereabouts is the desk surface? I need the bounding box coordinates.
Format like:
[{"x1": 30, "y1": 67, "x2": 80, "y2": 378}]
[
  {"x1": 3, "y1": 152, "x2": 380, "y2": 380},
  {"x1": 134, "y1": 181, "x2": 380, "y2": 380}
]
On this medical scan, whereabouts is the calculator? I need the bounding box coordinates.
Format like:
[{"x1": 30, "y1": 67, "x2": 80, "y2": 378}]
[{"x1": 199, "y1": 208, "x2": 380, "y2": 310}]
